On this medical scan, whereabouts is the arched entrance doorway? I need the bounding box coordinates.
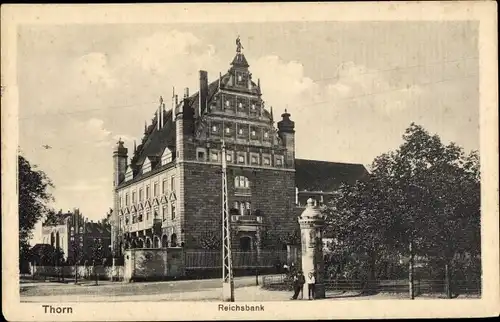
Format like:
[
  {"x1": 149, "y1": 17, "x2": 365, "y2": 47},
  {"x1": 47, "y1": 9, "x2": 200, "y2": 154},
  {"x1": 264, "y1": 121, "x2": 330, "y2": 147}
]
[
  {"x1": 161, "y1": 235, "x2": 168, "y2": 248},
  {"x1": 153, "y1": 236, "x2": 160, "y2": 248},
  {"x1": 239, "y1": 236, "x2": 252, "y2": 252},
  {"x1": 170, "y1": 234, "x2": 178, "y2": 247}
]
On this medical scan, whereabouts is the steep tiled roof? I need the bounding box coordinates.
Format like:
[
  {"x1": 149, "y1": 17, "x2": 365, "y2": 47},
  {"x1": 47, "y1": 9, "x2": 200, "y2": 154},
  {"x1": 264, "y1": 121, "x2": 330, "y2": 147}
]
[
  {"x1": 295, "y1": 159, "x2": 369, "y2": 192},
  {"x1": 132, "y1": 76, "x2": 223, "y2": 170},
  {"x1": 135, "y1": 109, "x2": 176, "y2": 167},
  {"x1": 85, "y1": 222, "x2": 111, "y2": 235}
]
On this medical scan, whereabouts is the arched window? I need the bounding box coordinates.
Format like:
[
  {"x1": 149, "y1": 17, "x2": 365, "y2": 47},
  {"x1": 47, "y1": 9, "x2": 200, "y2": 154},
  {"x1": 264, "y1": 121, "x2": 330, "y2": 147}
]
[
  {"x1": 234, "y1": 176, "x2": 249, "y2": 188},
  {"x1": 171, "y1": 234, "x2": 178, "y2": 247},
  {"x1": 161, "y1": 235, "x2": 168, "y2": 248}
]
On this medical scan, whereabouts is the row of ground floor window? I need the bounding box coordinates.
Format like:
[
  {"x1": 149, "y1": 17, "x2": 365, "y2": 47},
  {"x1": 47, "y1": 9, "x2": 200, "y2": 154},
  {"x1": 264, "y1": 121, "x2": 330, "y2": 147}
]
[{"x1": 120, "y1": 234, "x2": 256, "y2": 251}]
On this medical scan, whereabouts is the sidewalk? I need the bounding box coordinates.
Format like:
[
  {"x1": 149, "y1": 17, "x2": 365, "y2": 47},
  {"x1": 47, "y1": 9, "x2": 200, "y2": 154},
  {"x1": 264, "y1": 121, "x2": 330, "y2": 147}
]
[{"x1": 21, "y1": 286, "x2": 368, "y2": 302}]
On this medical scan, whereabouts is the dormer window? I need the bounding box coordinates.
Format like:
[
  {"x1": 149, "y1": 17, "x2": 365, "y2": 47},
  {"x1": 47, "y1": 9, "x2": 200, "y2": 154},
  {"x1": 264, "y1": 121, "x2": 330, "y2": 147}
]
[
  {"x1": 238, "y1": 128, "x2": 243, "y2": 135},
  {"x1": 212, "y1": 125, "x2": 218, "y2": 132},
  {"x1": 238, "y1": 75, "x2": 243, "y2": 82},
  {"x1": 226, "y1": 100, "x2": 230, "y2": 107},
  {"x1": 225, "y1": 127, "x2": 231, "y2": 134},
  {"x1": 251, "y1": 104, "x2": 256, "y2": 110},
  {"x1": 264, "y1": 132, "x2": 269, "y2": 139},
  {"x1": 251, "y1": 130, "x2": 256, "y2": 137},
  {"x1": 238, "y1": 102, "x2": 243, "y2": 108}
]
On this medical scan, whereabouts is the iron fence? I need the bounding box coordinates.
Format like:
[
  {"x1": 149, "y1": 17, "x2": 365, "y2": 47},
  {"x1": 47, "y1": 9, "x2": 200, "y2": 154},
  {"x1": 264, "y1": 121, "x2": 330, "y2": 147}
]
[
  {"x1": 262, "y1": 274, "x2": 481, "y2": 296},
  {"x1": 184, "y1": 250, "x2": 288, "y2": 269}
]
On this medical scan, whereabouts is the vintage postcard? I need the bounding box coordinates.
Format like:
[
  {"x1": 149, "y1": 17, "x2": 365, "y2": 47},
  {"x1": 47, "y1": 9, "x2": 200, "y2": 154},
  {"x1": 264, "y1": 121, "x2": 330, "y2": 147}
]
[{"x1": 1, "y1": 2, "x2": 498, "y2": 321}]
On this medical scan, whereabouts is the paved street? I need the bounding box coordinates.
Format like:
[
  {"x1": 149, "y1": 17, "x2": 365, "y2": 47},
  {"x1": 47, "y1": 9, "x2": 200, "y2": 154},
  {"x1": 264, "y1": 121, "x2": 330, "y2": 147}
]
[
  {"x1": 20, "y1": 275, "x2": 275, "y2": 300},
  {"x1": 20, "y1": 275, "x2": 480, "y2": 302}
]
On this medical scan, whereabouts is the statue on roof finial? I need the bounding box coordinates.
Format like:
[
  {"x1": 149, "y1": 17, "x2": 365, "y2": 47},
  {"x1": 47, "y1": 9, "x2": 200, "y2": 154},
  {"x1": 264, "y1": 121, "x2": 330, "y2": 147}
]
[{"x1": 236, "y1": 35, "x2": 243, "y2": 54}]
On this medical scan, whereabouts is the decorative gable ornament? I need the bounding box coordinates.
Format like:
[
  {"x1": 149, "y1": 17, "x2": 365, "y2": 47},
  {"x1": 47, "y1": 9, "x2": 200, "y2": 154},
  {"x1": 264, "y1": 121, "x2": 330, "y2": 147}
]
[
  {"x1": 145, "y1": 200, "x2": 152, "y2": 209},
  {"x1": 124, "y1": 207, "x2": 130, "y2": 215},
  {"x1": 160, "y1": 196, "x2": 168, "y2": 204},
  {"x1": 138, "y1": 203, "x2": 144, "y2": 211},
  {"x1": 131, "y1": 205, "x2": 137, "y2": 213},
  {"x1": 169, "y1": 191, "x2": 177, "y2": 202}
]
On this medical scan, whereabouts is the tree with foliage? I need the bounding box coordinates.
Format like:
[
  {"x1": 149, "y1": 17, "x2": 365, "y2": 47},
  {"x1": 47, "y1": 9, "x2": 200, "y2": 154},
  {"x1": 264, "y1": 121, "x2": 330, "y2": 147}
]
[
  {"x1": 324, "y1": 123, "x2": 480, "y2": 298},
  {"x1": 91, "y1": 239, "x2": 104, "y2": 285},
  {"x1": 200, "y1": 230, "x2": 222, "y2": 250},
  {"x1": 18, "y1": 154, "x2": 54, "y2": 272}
]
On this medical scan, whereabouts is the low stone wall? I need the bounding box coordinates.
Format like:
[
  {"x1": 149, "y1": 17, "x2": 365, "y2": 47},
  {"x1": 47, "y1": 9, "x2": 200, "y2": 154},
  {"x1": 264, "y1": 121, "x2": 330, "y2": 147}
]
[
  {"x1": 31, "y1": 265, "x2": 124, "y2": 280},
  {"x1": 123, "y1": 248, "x2": 185, "y2": 282}
]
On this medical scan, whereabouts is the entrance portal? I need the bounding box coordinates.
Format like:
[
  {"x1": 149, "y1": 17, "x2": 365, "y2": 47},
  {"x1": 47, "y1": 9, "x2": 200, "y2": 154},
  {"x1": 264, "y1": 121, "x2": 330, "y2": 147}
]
[{"x1": 239, "y1": 236, "x2": 252, "y2": 252}]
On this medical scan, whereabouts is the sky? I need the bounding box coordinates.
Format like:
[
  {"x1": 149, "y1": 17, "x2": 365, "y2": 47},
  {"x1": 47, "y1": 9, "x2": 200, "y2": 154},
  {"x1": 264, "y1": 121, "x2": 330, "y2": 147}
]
[{"x1": 17, "y1": 21, "x2": 479, "y2": 237}]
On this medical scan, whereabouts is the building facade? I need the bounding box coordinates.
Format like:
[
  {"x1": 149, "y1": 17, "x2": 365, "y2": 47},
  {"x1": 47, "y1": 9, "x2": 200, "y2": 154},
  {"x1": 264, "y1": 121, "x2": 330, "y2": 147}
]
[
  {"x1": 41, "y1": 209, "x2": 112, "y2": 263},
  {"x1": 111, "y1": 42, "x2": 368, "y2": 260}
]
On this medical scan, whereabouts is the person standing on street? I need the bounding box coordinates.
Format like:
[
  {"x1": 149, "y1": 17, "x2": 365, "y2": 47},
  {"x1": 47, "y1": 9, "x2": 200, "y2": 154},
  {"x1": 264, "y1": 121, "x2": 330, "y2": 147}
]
[
  {"x1": 307, "y1": 271, "x2": 316, "y2": 300},
  {"x1": 297, "y1": 271, "x2": 306, "y2": 299}
]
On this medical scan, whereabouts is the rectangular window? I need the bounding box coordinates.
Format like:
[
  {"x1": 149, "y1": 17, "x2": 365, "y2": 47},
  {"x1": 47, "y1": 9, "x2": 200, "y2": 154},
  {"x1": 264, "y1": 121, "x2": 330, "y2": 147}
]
[
  {"x1": 238, "y1": 154, "x2": 245, "y2": 164},
  {"x1": 146, "y1": 185, "x2": 150, "y2": 199},
  {"x1": 125, "y1": 193, "x2": 129, "y2": 206},
  {"x1": 226, "y1": 153, "x2": 232, "y2": 162},
  {"x1": 171, "y1": 203, "x2": 176, "y2": 220},
  {"x1": 251, "y1": 155, "x2": 259, "y2": 165},
  {"x1": 162, "y1": 179, "x2": 167, "y2": 194},
  {"x1": 211, "y1": 152, "x2": 219, "y2": 161},
  {"x1": 154, "y1": 182, "x2": 158, "y2": 197},
  {"x1": 197, "y1": 151, "x2": 205, "y2": 160},
  {"x1": 276, "y1": 158, "x2": 283, "y2": 167},
  {"x1": 132, "y1": 192, "x2": 136, "y2": 204},
  {"x1": 263, "y1": 157, "x2": 271, "y2": 166},
  {"x1": 162, "y1": 205, "x2": 167, "y2": 221},
  {"x1": 119, "y1": 197, "x2": 122, "y2": 208},
  {"x1": 139, "y1": 189, "x2": 143, "y2": 202},
  {"x1": 170, "y1": 176, "x2": 175, "y2": 191}
]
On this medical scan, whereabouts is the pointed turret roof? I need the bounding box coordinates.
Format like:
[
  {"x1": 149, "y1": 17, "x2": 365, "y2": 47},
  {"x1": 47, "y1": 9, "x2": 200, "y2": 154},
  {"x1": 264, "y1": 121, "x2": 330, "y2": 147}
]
[{"x1": 231, "y1": 53, "x2": 249, "y2": 68}]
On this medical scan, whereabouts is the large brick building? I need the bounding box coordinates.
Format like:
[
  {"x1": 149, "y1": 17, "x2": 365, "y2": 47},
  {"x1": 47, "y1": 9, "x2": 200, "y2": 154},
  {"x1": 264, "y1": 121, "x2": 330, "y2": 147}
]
[
  {"x1": 40, "y1": 209, "x2": 112, "y2": 263},
  {"x1": 111, "y1": 42, "x2": 368, "y2": 260}
]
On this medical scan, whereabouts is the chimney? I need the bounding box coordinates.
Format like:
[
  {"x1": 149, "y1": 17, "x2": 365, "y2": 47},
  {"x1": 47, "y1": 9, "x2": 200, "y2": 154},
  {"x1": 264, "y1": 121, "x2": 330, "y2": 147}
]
[
  {"x1": 184, "y1": 87, "x2": 189, "y2": 98},
  {"x1": 171, "y1": 87, "x2": 176, "y2": 121},
  {"x1": 157, "y1": 96, "x2": 163, "y2": 130},
  {"x1": 199, "y1": 70, "x2": 208, "y2": 118}
]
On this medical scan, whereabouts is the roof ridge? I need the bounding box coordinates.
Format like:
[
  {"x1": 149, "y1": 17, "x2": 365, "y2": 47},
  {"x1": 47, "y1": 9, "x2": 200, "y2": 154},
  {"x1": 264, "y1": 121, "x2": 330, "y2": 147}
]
[{"x1": 295, "y1": 158, "x2": 365, "y2": 166}]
